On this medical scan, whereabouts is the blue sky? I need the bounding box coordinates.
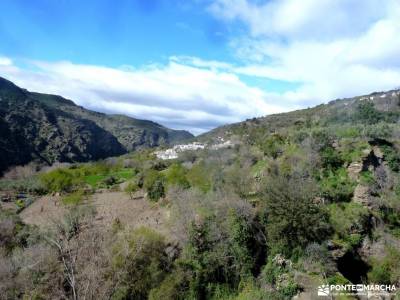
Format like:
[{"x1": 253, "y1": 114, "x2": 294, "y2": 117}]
[
  {"x1": 1, "y1": 0, "x2": 400, "y2": 134},
  {"x1": 0, "y1": 0, "x2": 232, "y2": 66}
]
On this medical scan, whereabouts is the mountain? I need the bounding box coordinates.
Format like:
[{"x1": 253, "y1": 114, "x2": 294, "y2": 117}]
[
  {"x1": 2, "y1": 84, "x2": 400, "y2": 299},
  {"x1": 0, "y1": 77, "x2": 193, "y2": 173},
  {"x1": 199, "y1": 88, "x2": 400, "y2": 142}
]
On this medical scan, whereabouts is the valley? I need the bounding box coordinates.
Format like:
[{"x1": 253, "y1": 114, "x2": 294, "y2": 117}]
[{"x1": 1, "y1": 78, "x2": 400, "y2": 299}]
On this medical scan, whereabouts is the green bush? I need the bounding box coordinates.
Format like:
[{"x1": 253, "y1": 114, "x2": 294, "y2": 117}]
[
  {"x1": 327, "y1": 273, "x2": 350, "y2": 285},
  {"x1": 61, "y1": 190, "x2": 85, "y2": 206},
  {"x1": 0, "y1": 176, "x2": 46, "y2": 194},
  {"x1": 262, "y1": 175, "x2": 332, "y2": 253},
  {"x1": 124, "y1": 180, "x2": 139, "y2": 199},
  {"x1": 165, "y1": 164, "x2": 190, "y2": 189},
  {"x1": 380, "y1": 207, "x2": 400, "y2": 235},
  {"x1": 359, "y1": 170, "x2": 375, "y2": 185},
  {"x1": 149, "y1": 271, "x2": 188, "y2": 300},
  {"x1": 328, "y1": 202, "x2": 370, "y2": 248},
  {"x1": 40, "y1": 168, "x2": 83, "y2": 193},
  {"x1": 186, "y1": 163, "x2": 212, "y2": 193},
  {"x1": 336, "y1": 126, "x2": 361, "y2": 139},
  {"x1": 0, "y1": 210, "x2": 28, "y2": 253},
  {"x1": 261, "y1": 256, "x2": 300, "y2": 299},
  {"x1": 311, "y1": 129, "x2": 334, "y2": 151},
  {"x1": 319, "y1": 168, "x2": 355, "y2": 202},
  {"x1": 381, "y1": 145, "x2": 400, "y2": 172},
  {"x1": 364, "y1": 123, "x2": 393, "y2": 139},
  {"x1": 340, "y1": 141, "x2": 370, "y2": 164},
  {"x1": 355, "y1": 101, "x2": 382, "y2": 124},
  {"x1": 227, "y1": 210, "x2": 255, "y2": 283},
  {"x1": 320, "y1": 147, "x2": 343, "y2": 170},
  {"x1": 144, "y1": 170, "x2": 166, "y2": 201},
  {"x1": 368, "y1": 246, "x2": 400, "y2": 285},
  {"x1": 260, "y1": 134, "x2": 286, "y2": 159},
  {"x1": 111, "y1": 227, "x2": 169, "y2": 300}
]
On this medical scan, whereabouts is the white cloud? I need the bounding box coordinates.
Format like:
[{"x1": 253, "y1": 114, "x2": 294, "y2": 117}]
[
  {"x1": 209, "y1": 0, "x2": 388, "y2": 39},
  {"x1": 2, "y1": 1, "x2": 400, "y2": 135},
  {"x1": 0, "y1": 56, "x2": 292, "y2": 135},
  {"x1": 0, "y1": 56, "x2": 12, "y2": 66},
  {"x1": 209, "y1": 0, "x2": 400, "y2": 103}
]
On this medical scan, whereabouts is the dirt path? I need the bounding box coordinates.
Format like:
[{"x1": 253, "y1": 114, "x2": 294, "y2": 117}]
[{"x1": 20, "y1": 191, "x2": 174, "y2": 239}]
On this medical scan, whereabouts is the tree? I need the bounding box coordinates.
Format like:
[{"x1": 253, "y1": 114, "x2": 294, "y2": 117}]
[
  {"x1": 262, "y1": 175, "x2": 331, "y2": 254},
  {"x1": 165, "y1": 163, "x2": 190, "y2": 189},
  {"x1": 144, "y1": 170, "x2": 166, "y2": 201},
  {"x1": 355, "y1": 101, "x2": 382, "y2": 124},
  {"x1": 110, "y1": 227, "x2": 170, "y2": 299},
  {"x1": 40, "y1": 168, "x2": 83, "y2": 193}
]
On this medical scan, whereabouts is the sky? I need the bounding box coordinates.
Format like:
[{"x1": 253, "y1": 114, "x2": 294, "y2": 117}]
[{"x1": 1, "y1": 0, "x2": 400, "y2": 134}]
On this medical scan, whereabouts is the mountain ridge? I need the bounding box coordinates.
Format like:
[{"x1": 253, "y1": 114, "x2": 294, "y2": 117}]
[
  {"x1": 198, "y1": 88, "x2": 400, "y2": 142},
  {"x1": 0, "y1": 76, "x2": 193, "y2": 173}
]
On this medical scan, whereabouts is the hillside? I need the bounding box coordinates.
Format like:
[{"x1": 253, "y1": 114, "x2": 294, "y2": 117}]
[
  {"x1": 0, "y1": 76, "x2": 193, "y2": 173},
  {"x1": 1, "y1": 87, "x2": 400, "y2": 299},
  {"x1": 199, "y1": 89, "x2": 400, "y2": 142}
]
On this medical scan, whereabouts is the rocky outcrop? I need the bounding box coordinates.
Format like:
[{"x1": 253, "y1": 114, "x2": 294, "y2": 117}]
[
  {"x1": 348, "y1": 145, "x2": 391, "y2": 207},
  {"x1": 353, "y1": 185, "x2": 374, "y2": 206}
]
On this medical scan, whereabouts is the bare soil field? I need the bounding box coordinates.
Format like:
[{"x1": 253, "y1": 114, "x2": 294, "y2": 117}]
[{"x1": 19, "y1": 191, "x2": 174, "y2": 239}]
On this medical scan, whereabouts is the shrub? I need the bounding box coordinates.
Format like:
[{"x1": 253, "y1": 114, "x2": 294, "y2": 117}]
[
  {"x1": 336, "y1": 126, "x2": 361, "y2": 139},
  {"x1": 143, "y1": 170, "x2": 166, "y2": 201},
  {"x1": 260, "y1": 255, "x2": 300, "y2": 299},
  {"x1": 327, "y1": 273, "x2": 350, "y2": 285},
  {"x1": 320, "y1": 146, "x2": 343, "y2": 170},
  {"x1": 319, "y1": 168, "x2": 356, "y2": 202},
  {"x1": 262, "y1": 175, "x2": 332, "y2": 253},
  {"x1": 364, "y1": 123, "x2": 393, "y2": 139},
  {"x1": 311, "y1": 129, "x2": 334, "y2": 151},
  {"x1": 124, "y1": 181, "x2": 139, "y2": 199},
  {"x1": 148, "y1": 271, "x2": 189, "y2": 300},
  {"x1": 379, "y1": 207, "x2": 400, "y2": 235},
  {"x1": 328, "y1": 202, "x2": 370, "y2": 248},
  {"x1": 0, "y1": 210, "x2": 31, "y2": 253},
  {"x1": 368, "y1": 246, "x2": 400, "y2": 285},
  {"x1": 359, "y1": 170, "x2": 375, "y2": 185},
  {"x1": 101, "y1": 176, "x2": 118, "y2": 187},
  {"x1": 186, "y1": 163, "x2": 212, "y2": 193},
  {"x1": 260, "y1": 134, "x2": 286, "y2": 159},
  {"x1": 40, "y1": 168, "x2": 83, "y2": 193},
  {"x1": 0, "y1": 177, "x2": 46, "y2": 194},
  {"x1": 61, "y1": 190, "x2": 85, "y2": 206},
  {"x1": 381, "y1": 145, "x2": 400, "y2": 172},
  {"x1": 355, "y1": 101, "x2": 382, "y2": 124},
  {"x1": 111, "y1": 227, "x2": 169, "y2": 300},
  {"x1": 165, "y1": 164, "x2": 190, "y2": 189},
  {"x1": 340, "y1": 141, "x2": 370, "y2": 164},
  {"x1": 227, "y1": 210, "x2": 255, "y2": 283},
  {"x1": 144, "y1": 173, "x2": 165, "y2": 202}
]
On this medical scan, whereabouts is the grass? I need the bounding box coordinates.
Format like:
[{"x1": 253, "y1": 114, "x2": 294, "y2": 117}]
[
  {"x1": 84, "y1": 168, "x2": 135, "y2": 188},
  {"x1": 359, "y1": 170, "x2": 375, "y2": 185},
  {"x1": 251, "y1": 160, "x2": 268, "y2": 176},
  {"x1": 62, "y1": 191, "x2": 86, "y2": 205}
]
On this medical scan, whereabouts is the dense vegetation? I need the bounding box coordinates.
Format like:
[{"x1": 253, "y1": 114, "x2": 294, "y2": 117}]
[{"x1": 1, "y1": 89, "x2": 400, "y2": 299}]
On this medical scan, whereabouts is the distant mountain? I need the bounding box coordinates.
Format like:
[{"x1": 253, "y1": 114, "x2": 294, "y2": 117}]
[{"x1": 0, "y1": 77, "x2": 193, "y2": 173}]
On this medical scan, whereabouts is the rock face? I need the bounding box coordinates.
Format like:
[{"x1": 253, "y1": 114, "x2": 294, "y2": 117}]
[
  {"x1": 347, "y1": 144, "x2": 391, "y2": 207},
  {"x1": 0, "y1": 77, "x2": 193, "y2": 173}
]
